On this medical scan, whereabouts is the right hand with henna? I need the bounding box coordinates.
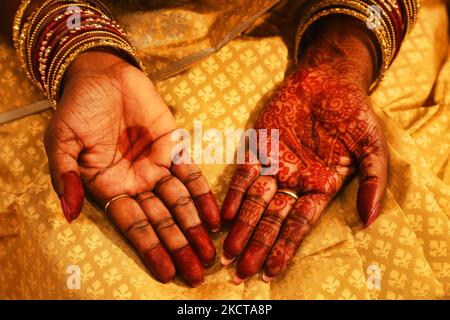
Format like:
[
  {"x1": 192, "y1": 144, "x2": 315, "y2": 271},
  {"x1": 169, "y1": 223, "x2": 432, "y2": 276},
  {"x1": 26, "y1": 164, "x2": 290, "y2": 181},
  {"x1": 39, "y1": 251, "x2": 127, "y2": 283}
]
[
  {"x1": 219, "y1": 16, "x2": 388, "y2": 283},
  {"x1": 44, "y1": 50, "x2": 221, "y2": 286}
]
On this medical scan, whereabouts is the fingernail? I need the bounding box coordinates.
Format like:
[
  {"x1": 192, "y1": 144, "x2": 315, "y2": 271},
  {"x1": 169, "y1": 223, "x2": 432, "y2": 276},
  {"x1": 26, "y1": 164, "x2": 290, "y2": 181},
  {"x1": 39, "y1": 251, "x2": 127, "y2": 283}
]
[
  {"x1": 191, "y1": 279, "x2": 205, "y2": 287},
  {"x1": 220, "y1": 254, "x2": 234, "y2": 266},
  {"x1": 262, "y1": 273, "x2": 274, "y2": 283},
  {"x1": 232, "y1": 274, "x2": 245, "y2": 285},
  {"x1": 364, "y1": 202, "x2": 380, "y2": 228},
  {"x1": 59, "y1": 195, "x2": 74, "y2": 223}
]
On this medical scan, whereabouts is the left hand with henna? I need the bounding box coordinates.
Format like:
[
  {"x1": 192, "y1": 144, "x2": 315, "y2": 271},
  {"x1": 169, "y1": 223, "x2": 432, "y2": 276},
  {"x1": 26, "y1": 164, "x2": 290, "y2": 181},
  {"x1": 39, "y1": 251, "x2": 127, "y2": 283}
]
[{"x1": 221, "y1": 16, "x2": 388, "y2": 283}]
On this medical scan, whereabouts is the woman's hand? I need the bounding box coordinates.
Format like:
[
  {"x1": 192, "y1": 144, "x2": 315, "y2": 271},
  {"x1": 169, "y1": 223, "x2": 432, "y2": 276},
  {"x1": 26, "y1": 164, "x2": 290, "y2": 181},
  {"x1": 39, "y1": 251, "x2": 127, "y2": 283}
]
[
  {"x1": 221, "y1": 16, "x2": 388, "y2": 282},
  {"x1": 44, "y1": 50, "x2": 221, "y2": 286}
]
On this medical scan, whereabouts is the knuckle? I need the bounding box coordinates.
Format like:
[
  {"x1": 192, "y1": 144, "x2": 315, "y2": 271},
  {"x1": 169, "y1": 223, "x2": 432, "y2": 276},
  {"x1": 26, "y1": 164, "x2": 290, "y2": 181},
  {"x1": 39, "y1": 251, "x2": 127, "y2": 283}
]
[
  {"x1": 154, "y1": 175, "x2": 175, "y2": 192},
  {"x1": 182, "y1": 171, "x2": 204, "y2": 186},
  {"x1": 154, "y1": 217, "x2": 176, "y2": 231},
  {"x1": 126, "y1": 219, "x2": 151, "y2": 234},
  {"x1": 171, "y1": 196, "x2": 193, "y2": 209}
]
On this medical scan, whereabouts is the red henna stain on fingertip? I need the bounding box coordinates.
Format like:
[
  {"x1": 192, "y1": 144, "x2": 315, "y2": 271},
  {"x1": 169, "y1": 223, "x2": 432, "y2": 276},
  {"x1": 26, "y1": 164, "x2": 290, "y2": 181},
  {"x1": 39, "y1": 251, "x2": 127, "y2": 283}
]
[
  {"x1": 194, "y1": 192, "x2": 221, "y2": 231},
  {"x1": 172, "y1": 245, "x2": 205, "y2": 287},
  {"x1": 221, "y1": 189, "x2": 244, "y2": 223},
  {"x1": 236, "y1": 243, "x2": 268, "y2": 279},
  {"x1": 357, "y1": 182, "x2": 379, "y2": 225},
  {"x1": 61, "y1": 171, "x2": 84, "y2": 222},
  {"x1": 186, "y1": 225, "x2": 216, "y2": 266},
  {"x1": 265, "y1": 239, "x2": 297, "y2": 278},
  {"x1": 59, "y1": 195, "x2": 73, "y2": 223},
  {"x1": 143, "y1": 244, "x2": 176, "y2": 283},
  {"x1": 222, "y1": 221, "x2": 252, "y2": 259},
  {"x1": 363, "y1": 201, "x2": 380, "y2": 228}
]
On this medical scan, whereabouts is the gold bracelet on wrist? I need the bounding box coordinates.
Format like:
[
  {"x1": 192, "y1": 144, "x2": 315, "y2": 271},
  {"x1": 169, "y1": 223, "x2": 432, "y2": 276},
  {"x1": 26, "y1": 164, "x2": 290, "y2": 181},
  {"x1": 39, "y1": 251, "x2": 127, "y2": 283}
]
[
  {"x1": 13, "y1": 0, "x2": 33, "y2": 50},
  {"x1": 46, "y1": 33, "x2": 132, "y2": 92},
  {"x1": 49, "y1": 40, "x2": 142, "y2": 108},
  {"x1": 14, "y1": 0, "x2": 145, "y2": 110},
  {"x1": 294, "y1": 1, "x2": 398, "y2": 92}
]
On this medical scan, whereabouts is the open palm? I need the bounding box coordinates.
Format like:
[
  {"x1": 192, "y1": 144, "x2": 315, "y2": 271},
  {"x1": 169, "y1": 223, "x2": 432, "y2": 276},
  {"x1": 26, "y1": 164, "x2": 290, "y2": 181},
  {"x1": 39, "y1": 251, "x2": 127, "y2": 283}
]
[
  {"x1": 44, "y1": 52, "x2": 220, "y2": 286},
  {"x1": 221, "y1": 59, "x2": 387, "y2": 282}
]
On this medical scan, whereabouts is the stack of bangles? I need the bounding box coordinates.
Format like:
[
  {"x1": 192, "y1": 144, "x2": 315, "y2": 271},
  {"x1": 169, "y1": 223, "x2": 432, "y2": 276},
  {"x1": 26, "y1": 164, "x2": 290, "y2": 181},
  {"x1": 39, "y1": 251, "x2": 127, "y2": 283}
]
[
  {"x1": 295, "y1": 0, "x2": 420, "y2": 92},
  {"x1": 13, "y1": 0, "x2": 144, "y2": 109}
]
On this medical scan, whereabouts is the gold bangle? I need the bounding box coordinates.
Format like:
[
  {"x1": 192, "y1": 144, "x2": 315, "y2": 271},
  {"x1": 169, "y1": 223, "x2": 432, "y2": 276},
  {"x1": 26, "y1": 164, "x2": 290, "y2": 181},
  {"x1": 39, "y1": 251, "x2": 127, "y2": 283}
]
[
  {"x1": 46, "y1": 32, "x2": 132, "y2": 95},
  {"x1": 25, "y1": 2, "x2": 111, "y2": 87},
  {"x1": 48, "y1": 39, "x2": 142, "y2": 108},
  {"x1": 18, "y1": 1, "x2": 86, "y2": 88},
  {"x1": 38, "y1": 22, "x2": 127, "y2": 87},
  {"x1": 405, "y1": 0, "x2": 420, "y2": 34},
  {"x1": 86, "y1": 0, "x2": 113, "y2": 18},
  {"x1": 346, "y1": 0, "x2": 397, "y2": 66},
  {"x1": 44, "y1": 28, "x2": 129, "y2": 84},
  {"x1": 305, "y1": 0, "x2": 396, "y2": 64},
  {"x1": 23, "y1": 3, "x2": 81, "y2": 88},
  {"x1": 13, "y1": 0, "x2": 32, "y2": 50},
  {"x1": 294, "y1": 0, "x2": 393, "y2": 62},
  {"x1": 47, "y1": 33, "x2": 130, "y2": 92},
  {"x1": 46, "y1": 30, "x2": 131, "y2": 88},
  {"x1": 49, "y1": 41, "x2": 141, "y2": 108},
  {"x1": 14, "y1": 0, "x2": 145, "y2": 110},
  {"x1": 294, "y1": 2, "x2": 395, "y2": 92}
]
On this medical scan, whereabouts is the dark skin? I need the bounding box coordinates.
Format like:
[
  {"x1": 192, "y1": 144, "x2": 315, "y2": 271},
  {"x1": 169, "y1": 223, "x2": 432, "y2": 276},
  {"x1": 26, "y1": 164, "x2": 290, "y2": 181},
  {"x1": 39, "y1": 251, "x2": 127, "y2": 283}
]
[
  {"x1": 2, "y1": 2, "x2": 387, "y2": 285},
  {"x1": 221, "y1": 16, "x2": 387, "y2": 282},
  {"x1": 2, "y1": 0, "x2": 221, "y2": 287}
]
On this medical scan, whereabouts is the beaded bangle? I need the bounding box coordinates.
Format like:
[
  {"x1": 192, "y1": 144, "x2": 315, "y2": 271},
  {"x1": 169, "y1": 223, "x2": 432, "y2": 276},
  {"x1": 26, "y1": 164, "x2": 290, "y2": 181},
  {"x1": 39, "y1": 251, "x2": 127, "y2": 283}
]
[
  {"x1": 37, "y1": 17, "x2": 128, "y2": 87},
  {"x1": 294, "y1": 0, "x2": 420, "y2": 92},
  {"x1": 296, "y1": 8, "x2": 389, "y2": 92},
  {"x1": 49, "y1": 40, "x2": 142, "y2": 106},
  {"x1": 12, "y1": 0, "x2": 32, "y2": 50},
  {"x1": 25, "y1": 2, "x2": 112, "y2": 86},
  {"x1": 13, "y1": 0, "x2": 144, "y2": 109},
  {"x1": 46, "y1": 32, "x2": 132, "y2": 91}
]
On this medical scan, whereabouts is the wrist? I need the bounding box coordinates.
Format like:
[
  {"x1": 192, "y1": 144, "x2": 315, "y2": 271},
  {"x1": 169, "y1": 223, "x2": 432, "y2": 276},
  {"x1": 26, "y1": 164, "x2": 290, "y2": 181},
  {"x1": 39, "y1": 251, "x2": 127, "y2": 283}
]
[
  {"x1": 64, "y1": 49, "x2": 130, "y2": 79},
  {"x1": 300, "y1": 15, "x2": 378, "y2": 91}
]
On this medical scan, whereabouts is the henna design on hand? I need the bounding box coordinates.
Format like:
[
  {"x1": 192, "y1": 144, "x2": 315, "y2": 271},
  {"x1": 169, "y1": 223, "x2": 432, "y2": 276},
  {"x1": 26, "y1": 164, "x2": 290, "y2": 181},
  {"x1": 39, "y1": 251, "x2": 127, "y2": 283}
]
[{"x1": 223, "y1": 31, "x2": 388, "y2": 281}]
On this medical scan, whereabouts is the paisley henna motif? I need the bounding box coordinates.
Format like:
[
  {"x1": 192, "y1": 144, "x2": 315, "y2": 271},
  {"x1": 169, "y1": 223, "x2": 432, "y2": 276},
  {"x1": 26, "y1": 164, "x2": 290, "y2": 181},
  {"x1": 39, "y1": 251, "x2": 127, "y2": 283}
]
[{"x1": 224, "y1": 16, "x2": 388, "y2": 281}]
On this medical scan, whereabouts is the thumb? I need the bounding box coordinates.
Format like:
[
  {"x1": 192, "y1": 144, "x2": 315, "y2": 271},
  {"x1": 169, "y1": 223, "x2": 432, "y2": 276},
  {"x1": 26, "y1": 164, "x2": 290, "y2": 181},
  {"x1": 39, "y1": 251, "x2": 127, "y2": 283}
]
[
  {"x1": 44, "y1": 121, "x2": 84, "y2": 223},
  {"x1": 355, "y1": 127, "x2": 388, "y2": 228}
]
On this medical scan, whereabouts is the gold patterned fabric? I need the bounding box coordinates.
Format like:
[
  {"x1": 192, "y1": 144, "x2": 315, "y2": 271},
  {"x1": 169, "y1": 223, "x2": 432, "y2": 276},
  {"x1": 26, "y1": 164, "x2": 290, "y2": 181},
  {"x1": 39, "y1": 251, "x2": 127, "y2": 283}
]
[
  {"x1": 0, "y1": 0, "x2": 449, "y2": 299},
  {"x1": 109, "y1": 0, "x2": 281, "y2": 81}
]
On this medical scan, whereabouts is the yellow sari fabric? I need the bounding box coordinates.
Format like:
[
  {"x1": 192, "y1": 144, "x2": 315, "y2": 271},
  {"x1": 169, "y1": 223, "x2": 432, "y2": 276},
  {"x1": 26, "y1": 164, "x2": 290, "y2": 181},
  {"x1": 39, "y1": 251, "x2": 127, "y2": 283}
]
[{"x1": 0, "y1": 0, "x2": 449, "y2": 299}]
